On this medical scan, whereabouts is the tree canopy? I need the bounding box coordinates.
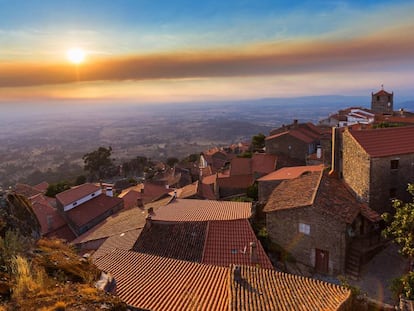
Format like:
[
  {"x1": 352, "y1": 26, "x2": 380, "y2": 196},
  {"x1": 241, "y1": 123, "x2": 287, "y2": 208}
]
[
  {"x1": 82, "y1": 146, "x2": 116, "y2": 180},
  {"x1": 383, "y1": 184, "x2": 414, "y2": 258},
  {"x1": 251, "y1": 133, "x2": 266, "y2": 152}
]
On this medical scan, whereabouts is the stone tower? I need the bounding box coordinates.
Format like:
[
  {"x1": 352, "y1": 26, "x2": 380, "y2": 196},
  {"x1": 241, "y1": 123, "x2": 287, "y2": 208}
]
[{"x1": 371, "y1": 85, "x2": 393, "y2": 114}]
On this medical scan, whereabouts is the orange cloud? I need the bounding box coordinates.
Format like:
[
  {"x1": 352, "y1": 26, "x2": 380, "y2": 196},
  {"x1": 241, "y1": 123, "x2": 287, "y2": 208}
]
[{"x1": 1, "y1": 23, "x2": 414, "y2": 88}]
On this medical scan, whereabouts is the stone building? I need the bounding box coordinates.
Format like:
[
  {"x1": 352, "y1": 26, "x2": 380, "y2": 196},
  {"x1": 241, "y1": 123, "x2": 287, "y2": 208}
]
[
  {"x1": 265, "y1": 121, "x2": 323, "y2": 163},
  {"x1": 264, "y1": 170, "x2": 381, "y2": 276},
  {"x1": 371, "y1": 87, "x2": 393, "y2": 114},
  {"x1": 342, "y1": 126, "x2": 414, "y2": 215}
]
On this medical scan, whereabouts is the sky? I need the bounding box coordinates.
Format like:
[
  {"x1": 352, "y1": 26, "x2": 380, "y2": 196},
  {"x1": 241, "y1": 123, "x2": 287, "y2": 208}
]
[{"x1": 1, "y1": 0, "x2": 414, "y2": 103}]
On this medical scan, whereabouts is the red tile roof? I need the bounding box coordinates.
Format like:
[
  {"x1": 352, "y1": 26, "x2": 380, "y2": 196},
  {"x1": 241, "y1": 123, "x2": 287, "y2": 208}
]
[
  {"x1": 230, "y1": 265, "x2": 351, "y2": 310},
  {"x1": 45, "y1": 224, "x2": 76, "y2": 241},
  {"x1": 199, "y1": 183, "x2": 217, "y2": 200},
  {"x1": 29, "y1": 194, "x2": 67, "y2": 235},
  {"x1": 151, "y1": 199, "x2": 251, "y2": 222},
  {"x1": 33, "y1": 181, "x2": 49, "y2": 193},
  {"x1": 66, "y1": 194, "x2": 123, "y2": 228},
  {"x1": 133, "y1": 221, "x2": 207, "y2": 262},
  {"x1": 94, "y1": 250, "x2": 228, "y2": 311},
  {"x1": 170, "y1": 181, "x2": 199, "y2": 199},
  {"x1": 257, "y1": 164, "x2": 324, "y2": 181},
  {"x1": 118, "y1": 182, "x2": 172, "y2": 204},
  {"x1": 202, "y1": 219, "x2": 273, "y2": 269},
  {"x1": 373, "y1": 89, "x2": 392, "y2": 96},
  {"x1": 15, "y1": 183, "x2": 43, "y2": 198},
  {"x1": 56, "y1": 183, "x2": 101, "y2": 206},
  {"x1": 347, "y1": 126, "x2": 414, "y2": 157},
  {"x1": 251, "y1": 153, "x2": 277, "y2": 175},
  {"x1": 91, "y1": 228, "x2": 142, "y2": 260},
  {"x1": 230, "y1": 158, "x2": 252, "y2": 175}
]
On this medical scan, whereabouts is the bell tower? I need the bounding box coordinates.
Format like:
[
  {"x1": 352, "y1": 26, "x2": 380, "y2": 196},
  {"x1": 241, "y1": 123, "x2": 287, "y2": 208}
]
[{"x1": 371, "y1": 85, "x2": 393, "y2": 114}]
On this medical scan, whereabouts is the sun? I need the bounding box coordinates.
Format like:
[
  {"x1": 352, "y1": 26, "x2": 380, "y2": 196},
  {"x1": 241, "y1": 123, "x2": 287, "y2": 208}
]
[{"x1": 66, "y1": 48, "x2": 86, "y2": 64}]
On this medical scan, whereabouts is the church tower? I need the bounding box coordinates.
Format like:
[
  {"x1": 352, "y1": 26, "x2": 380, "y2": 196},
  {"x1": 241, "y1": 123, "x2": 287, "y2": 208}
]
[{"x1": 371, "y1": 85, "x2": 393, "y2": 114}]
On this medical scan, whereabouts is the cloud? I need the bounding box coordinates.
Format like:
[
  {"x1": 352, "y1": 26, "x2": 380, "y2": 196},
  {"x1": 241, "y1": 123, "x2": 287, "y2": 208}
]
[{"x1": 1, "y1": 22, "x2": 414, "y2": 88}]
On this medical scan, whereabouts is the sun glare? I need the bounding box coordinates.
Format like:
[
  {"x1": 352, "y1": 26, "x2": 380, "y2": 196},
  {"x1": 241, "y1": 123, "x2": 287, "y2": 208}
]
[{"x1": 66, "y1": 48, "x2": 86, "y2": 64}]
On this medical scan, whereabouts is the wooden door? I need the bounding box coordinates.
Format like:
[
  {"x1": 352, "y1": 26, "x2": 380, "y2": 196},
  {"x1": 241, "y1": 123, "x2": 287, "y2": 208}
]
[{"x1": 315, "y1": 248, "x2": 329, "y2": 274}]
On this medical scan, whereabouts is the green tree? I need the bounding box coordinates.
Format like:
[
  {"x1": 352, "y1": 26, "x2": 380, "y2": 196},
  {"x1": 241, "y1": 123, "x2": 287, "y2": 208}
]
[
  {"x1": 383, "y1": 184, "x2": 414, "y2": 258},
  {"x1": 251, "y1": 133, "x2": 266, "y2": 152},
  {"x1": 45, "y1": 181, "x2": 71, "y2": 197},
  {"x1": 383, "y1": 184, "x2": 414, "y2": 299},
  {"x1": 166, "y1": 157, "x2": 179, "y2": 167},
  {"x1": 75, "y1": 175, "x2": 86, "y2": 185},
  {"x1": 82, "y1": 146, "x2": 115, "y2": 180}
]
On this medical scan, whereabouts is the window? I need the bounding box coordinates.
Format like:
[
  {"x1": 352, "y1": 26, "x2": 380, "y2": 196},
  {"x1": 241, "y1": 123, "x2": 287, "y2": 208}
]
[
  {"x1": 390, "y1": 159, "x2": 399, "y2": 170},
  {"x1": 73, "y1": 202, "x2": 77, "y2": 207},
  {"x1": 91, "y1": 193, "x2": 95, "y2": 197},
  {"x1": 299, "y1": 223, "x2": 310, "y2": 235},
  {"x1": 376, "y1": 96, "x2": 380, "y2": 101}
]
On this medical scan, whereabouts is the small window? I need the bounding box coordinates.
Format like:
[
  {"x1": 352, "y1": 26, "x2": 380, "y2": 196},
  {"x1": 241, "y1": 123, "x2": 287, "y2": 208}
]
[
  {"x1": 91, "y1": 193, "x2": 95, "y2": 197},
  {"x1": 73, "y1": 202, "x2": 77, "y2": 207},
  {"x1": 376, "y1": 96, "x2": 380, "y2": 101},
  {"x1": 389, "y1": 188, "x2": 397, "y2": 199},
  {"x1": 299, "y1": 223, "x2": 310, "y2": 235},
  {"x1": 390, "y1": 159, "x2": 399, "y2": 170}
]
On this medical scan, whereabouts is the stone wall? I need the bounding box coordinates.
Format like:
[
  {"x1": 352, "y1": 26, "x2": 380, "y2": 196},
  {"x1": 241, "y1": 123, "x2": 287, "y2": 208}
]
[
  {"x1": 265, "y1": 134, "x2": 309, "y2": 161},
  {"x1": 370, "y1": 154, "x2": 414, "y2": 214},
  {"x1": 258, "y1": 180, "x2": 282, "y2": 202},
  {"x1": 266, "y1": 207, "x2": 347, "y2": 275},
  {"x1": 342, "y1": 130, "x2": 371, "y2": 204}
]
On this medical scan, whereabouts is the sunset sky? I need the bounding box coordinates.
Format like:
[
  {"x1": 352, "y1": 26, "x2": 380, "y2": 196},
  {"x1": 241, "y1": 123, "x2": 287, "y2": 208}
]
[{"x1": 1, "y1": 0, "x2": 414, "y2": 103}]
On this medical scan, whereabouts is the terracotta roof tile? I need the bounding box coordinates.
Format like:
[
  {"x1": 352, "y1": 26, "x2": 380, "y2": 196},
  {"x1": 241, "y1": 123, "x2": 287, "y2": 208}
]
[
  {"x1": 264, "y1": 171, "x2": 367, "y2": 224},
  {"x1": 373, "y1": 89, "x2": 392, "y2": 96},
  {"x1": 45, "y1": 224, "x2": 76, "y2": 241},
  {"x1": 230, "y1": 158, "x2": 252, "y2": 175},
  {"x1": 251, "y1": 153, "x2": 277, "y2": 175},
  {"x1": 29, "y1": 194, "x2": 67, "y2": 235},
  {"x1": 118, "y1": 182, "x2": 171, "y2": 204},
  {"x1": 347, "y1": 126, "x2": 414, "y2": 157},
  {"x1": 91, "y1": 228, "x2": 142, "y2": 260},
  {"x1": 202, "y1": 219, "x2": 273, "y2": 269},
  {"x1": 170, "y1": 181, "x2": 199, "y2": 199},
  {"x1": 258, "y1": 165, "x2": 324, "y2": 181},
  {"x1": 15, "y1": 183, "x2": 43, "y2": 198},
  {"x1": 199, "y1": 183, "x2": 217, "y2": 200},
  {"x1": 56, "y1": 183, "x2": 101, "y2": 206},
  {"x1": 33, "y1": 181, "x2": 49, "y2": 193},
  {"x1": 72, "y1": 205, "x2": 148, "y2": 244},
  {"x1": 133, "y1": 221, "x2": 207, "y2": 262},
  {"x1": 94, "y1": 250, "x2": 228, "y2": 311},
  {"x1": 66, "y1": 194, "x2": 123, "y2": 228},
  {"x1": 230, "y1": 265, "x2": 351, "y2": 311},
  {"x1": 151, "y1": 199, "x2": 251, "y2": 222},
  {"x1": 263, "y1": 171, "x2": 322, "y2": 212}
]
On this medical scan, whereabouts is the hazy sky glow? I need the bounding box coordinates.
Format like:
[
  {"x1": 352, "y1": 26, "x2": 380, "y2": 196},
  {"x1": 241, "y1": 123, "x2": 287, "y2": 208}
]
[{"x1": 1, "y1": 0, "x2": 414, "y2": 103}]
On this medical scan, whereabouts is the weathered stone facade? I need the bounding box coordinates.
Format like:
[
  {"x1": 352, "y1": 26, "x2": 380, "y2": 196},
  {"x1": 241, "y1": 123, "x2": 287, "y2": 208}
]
[
  {"x1": 266, "y1": 207, "x2": 348, "y2": 275},
  {"x1": 342, "y1": 129, "x2": 414, "y2": 214},
  {"x1": 265, "y1": 134, "x2": 311, "y2": 162},
  {"x1": 342, "y1": 130, "x2": 371, "y2": 204},
  {"x1": 371, "y1": 89, "x2": 393, "y2": 114}
]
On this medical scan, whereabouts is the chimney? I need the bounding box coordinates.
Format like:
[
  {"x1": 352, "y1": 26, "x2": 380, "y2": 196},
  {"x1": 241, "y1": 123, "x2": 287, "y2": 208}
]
[
  {"x1": 140, "y1": 187, "x2": 144, "y2": 194},
  {"x1": 106, "y1": 187, "x2": 113, "y2": 197},
  {"x1": 316, "y1": 145, "x2": 322, "y2": 159},
  {"x1": 146, "y1": 215, "x2": 152, "y2": 228},
  {"x1": 293, "y1": 119, "x2": 298, "y2": 127},
  {"x1": 233, "y1": 265, "x2": 242, "y2": 283},
  {"x1": 137, "y1": 198, "x2": 144, "y2": 208},
  {"x1": 147, "y1": 207, "x2": 154, "y2": 215},
  {"x1": 249, "y1": 242, "x2": 258, "y2": 264}
]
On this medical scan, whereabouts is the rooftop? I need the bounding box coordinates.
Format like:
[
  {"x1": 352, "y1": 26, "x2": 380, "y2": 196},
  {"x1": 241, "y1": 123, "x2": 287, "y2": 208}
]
[
  {"x1": 257, "y1": 164, "x2": 324, "y2": 182},
  {"x1": 263, "y1": 171, "x2": 377, "y2": 224},
  {"x1": 95, "y1": 250, "x2": 229, "y2": 311},
  {"x1": 202, "y1": 219, "x2": 273, "y2": 269},
  {"x1": 56, "y1": 183, "x2": 101, "y2": 206},
  {"x1": 151, "y1": 199, "x2": 251, "y2": 222},
  {"x1": 29, "y1": 194, "x2": 67, "y2": 235},
  {"x1": 230, "y1": 265, "x2": 351, "y2": 311},
  {"x1": 251, "y1": 153, "x2": 277, "y2": 175},
  {"x1": 66, "y1": 194, "x2": 123, "y2": 228},
  {"x1": 133, "y1": 221, "x2": 207, "y2": 262},
  {"x1": 347, "y1": 126, "x2": 414, "y2": 157}
]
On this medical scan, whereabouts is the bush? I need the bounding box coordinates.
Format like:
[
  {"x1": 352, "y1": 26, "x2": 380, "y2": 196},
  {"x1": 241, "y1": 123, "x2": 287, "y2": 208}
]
[{"x1": 0, "y1": 230, "x2": 30, "y2": 273}]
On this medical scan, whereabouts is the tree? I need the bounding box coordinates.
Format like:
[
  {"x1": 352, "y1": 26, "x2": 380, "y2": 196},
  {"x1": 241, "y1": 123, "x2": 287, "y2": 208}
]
[
  {"x1": 251, "y1": 133, "x2": 266, "y2": 152},
  {"x1": 82, "y1": 146, "x2": 115, "y2": 180},
  {"x1": 383, "y1": 184, "x2": 414, "y2": 300},
  {"x1": 45, "y1": 181, "x2": 71, "y2": 197},
  {"x1": 383, "y1": 184, "x2": 414, "y2": 258},
  {"x1": 75, "y1": 175, "x2": 86, "y2": 185},
  {"x1": 166, "y1": 157, "x2": 179, "y2": 168}
]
